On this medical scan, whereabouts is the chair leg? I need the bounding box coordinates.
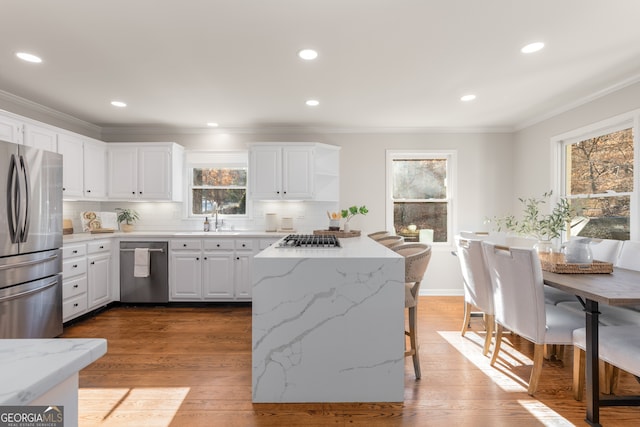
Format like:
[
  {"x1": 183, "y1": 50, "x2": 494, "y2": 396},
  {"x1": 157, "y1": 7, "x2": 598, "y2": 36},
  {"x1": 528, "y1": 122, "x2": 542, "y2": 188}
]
[
  {"x1": 483, "y1": 314, "x2": 494, "y2": 356},
  {"x1": 528, "y1": 344, "x2": 545, "y2": 396},
  {"x1": 610, "y1": 366, "x2": 621, "y2": 394},
  {"x1": 490, "y1": 324, "x2": 504, "y2": 366},
  {"x1": 573, "y1": 347, "x2": 585, "y2": 401},
  {"x1": 408, "y1": 306, "x2": 421, "y2": 379},
  {"x1": 461, "y1": 302, "x2": 471, "y2": 337}
]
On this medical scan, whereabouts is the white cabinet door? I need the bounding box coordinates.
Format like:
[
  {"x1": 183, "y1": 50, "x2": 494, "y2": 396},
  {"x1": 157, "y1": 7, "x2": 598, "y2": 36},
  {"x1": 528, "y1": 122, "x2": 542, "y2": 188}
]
[
  {"x1": 282, "y1": 146, "x2": 314, "y2": 199},
  {"x1": 83, "y1": 139, "x2": 107, "y2": 199},
  {"x1": 235, "y1": 251, "x2": 253, "y2": 300},
  {"x1": 249, "y1": 145, "x2": 314, "y2": 200},
  {"x1": 138, "y1": 146, "x2": 171, "y2": 200},
  {"x1": 24, "y1": 124, "x2": 56, "y2": 152},
  {"x1": 0, "y1": 114, "x2": 23, "y2": 144},
  {"x1": 57, "y1": 133, "x2": 84, "y2": 198},
  {"x1": 249, "y1": 146, "x2": 281, "y2": 199},
  {"x1": 87, "y1": 253, "x2": 111, "y2": 308},
  {"x1": 108, "y1": 146, "x2": 138, "y2": 199},
  {"x1": 202, "y1": 251, "x2": 235, "y2": 299},
  {"x1": 170, "y1": 252, "x2": 202, "y2": 300}
]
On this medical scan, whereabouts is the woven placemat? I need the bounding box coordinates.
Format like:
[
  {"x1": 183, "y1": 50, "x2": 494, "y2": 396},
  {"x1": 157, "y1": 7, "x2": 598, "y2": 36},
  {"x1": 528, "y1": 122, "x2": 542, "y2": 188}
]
[{"x1": 313, "y1": 230, "x2": 361, "y2": 238}]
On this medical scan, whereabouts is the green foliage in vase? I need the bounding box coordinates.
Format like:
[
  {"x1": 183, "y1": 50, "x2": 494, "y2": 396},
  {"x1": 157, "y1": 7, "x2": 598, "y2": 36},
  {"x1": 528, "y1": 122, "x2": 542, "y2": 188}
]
[
  {"x1": 489, "y1": 191, "x2": 573, "y2": 241},
  {"x1": 341, "y1": 205, "x2": 368, "y2": 223},
  {"x1": 115, "y1": 208, "x2": 140, "y2": 225}
]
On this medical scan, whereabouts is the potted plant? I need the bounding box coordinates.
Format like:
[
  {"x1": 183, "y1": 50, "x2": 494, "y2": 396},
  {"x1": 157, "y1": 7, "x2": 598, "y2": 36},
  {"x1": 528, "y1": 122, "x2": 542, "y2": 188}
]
[
  {"x1": 115, "y1": 208, "x2": 140, "y2": 232},
  {"x1": 341, "y1": 205, "x2": 368, "y2": 232},
  {"x1": 489, "y1": 191, "x2": 573, "y2": 252}
]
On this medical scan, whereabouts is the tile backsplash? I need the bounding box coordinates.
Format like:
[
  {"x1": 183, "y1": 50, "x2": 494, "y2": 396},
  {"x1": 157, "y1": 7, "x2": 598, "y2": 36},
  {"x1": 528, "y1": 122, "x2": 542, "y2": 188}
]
[{"x1": 63, "y1": 200, "x2": 339, "y2": 234}]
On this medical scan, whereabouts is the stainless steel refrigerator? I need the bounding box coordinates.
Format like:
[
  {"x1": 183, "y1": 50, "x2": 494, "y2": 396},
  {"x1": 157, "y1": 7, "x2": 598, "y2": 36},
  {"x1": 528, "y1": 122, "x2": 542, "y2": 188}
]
[{"x1": 0, "y1": 139, "x2": 63, "y2": 338}]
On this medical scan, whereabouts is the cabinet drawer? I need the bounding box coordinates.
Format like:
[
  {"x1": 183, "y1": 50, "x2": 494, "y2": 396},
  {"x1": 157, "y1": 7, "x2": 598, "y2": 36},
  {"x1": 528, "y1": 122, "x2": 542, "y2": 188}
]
[
  {"x1": 203, "y1": 239, "x2": 234, "y2": 250},
  {"x1": 171, "y1": 240, "x2": 202, "y2": 250},
  {"x1": 87, "y1": 240, "x2": 111, "y2": 254},
  {"x1": 63, "y1": 276, "x2": 88, "y2": 299},
  {"x1": 63, "y1": 294, "x2": 88, "y2": 320},
  {"x1": 63, "y1": 258, "x2": 87, "y2": 278},
  {"x1": 63, "y1": 244, "x2": 87, "y2": 258},
  {"x1": 235, "y1": 239, "x2": 254, "y2": 250}
]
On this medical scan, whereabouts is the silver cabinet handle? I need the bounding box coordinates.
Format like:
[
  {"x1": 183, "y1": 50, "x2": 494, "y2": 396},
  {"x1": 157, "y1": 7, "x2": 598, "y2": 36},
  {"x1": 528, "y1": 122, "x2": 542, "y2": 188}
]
[
  {"x1": 0, "y1": 279, "x2": 58, "y2": 303},
  {"x1": 0, "y1": 253, "x2": 58, "y2": 271}
]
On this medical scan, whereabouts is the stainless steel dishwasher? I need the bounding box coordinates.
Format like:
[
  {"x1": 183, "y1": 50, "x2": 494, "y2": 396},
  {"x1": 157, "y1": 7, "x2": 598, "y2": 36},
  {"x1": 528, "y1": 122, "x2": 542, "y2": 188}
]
[{"x1": 120, "y1": 241, "x2": 168, "y2": 303}]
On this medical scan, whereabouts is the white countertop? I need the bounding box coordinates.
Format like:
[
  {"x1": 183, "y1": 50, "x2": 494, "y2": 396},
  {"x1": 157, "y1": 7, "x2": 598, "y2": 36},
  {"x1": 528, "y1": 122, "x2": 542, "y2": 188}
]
[
  {"x1": 63, "y1": 230, "x2": 290, "y2": 243},
  {"x1": 0, "y1": 338, "x2": 107, "y2": 405},
  {"x1": 255, "y1": 235, "x2": 402, "y2": 259}
]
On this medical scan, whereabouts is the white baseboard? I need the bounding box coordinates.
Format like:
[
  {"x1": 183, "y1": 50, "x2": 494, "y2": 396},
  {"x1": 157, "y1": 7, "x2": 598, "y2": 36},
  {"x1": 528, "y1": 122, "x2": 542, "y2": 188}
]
[{"x1": 419, "y1": 289, "x2": 464, "y2": 296}]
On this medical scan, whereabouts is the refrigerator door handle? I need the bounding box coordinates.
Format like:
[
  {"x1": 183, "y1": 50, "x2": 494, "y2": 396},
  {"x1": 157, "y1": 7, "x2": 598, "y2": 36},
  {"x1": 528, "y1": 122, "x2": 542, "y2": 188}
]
[
  {"x1": 18, "y1": 154, "x2": 31, "y2": 243},
  {"x1": 6, "y1": 154, "x2": 19, "y2": 244},
  {"x1": 0, "y1": 253, "x2": 59, "y2": 271},
  {"x1": 0, "y1": 278, "x2": 58, "y2": 303}
]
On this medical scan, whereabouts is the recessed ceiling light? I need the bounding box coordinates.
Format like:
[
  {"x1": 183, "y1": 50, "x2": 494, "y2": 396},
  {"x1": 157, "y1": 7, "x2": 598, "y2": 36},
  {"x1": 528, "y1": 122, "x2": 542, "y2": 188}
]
[
  {"x1": 521, "y1": 42, "x2": 544, "y2": 54},
  {"x1": 16, "y1": 52, "x2": 42, "y2": 63},
  {"x1": 298, "y1": 49, "x2": 318, "y2": 60},
  {"x1": 207, "y1": 122, "x2": 219, "y2": 127},
  {"x1": 460, "y1": 94, "x2": 476, "y2": 102},
  {"x1": 111, "y1": 101, "x2": 127, "y2": 107},
  {"x1": 305, "y1": 99, "x2": 320, "y2": 107}
]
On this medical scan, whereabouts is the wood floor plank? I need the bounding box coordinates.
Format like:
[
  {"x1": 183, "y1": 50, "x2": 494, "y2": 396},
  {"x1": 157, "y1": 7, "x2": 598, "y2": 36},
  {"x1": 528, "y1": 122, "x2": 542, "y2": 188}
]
[{"x1": 63, "y1": 297, "x2": 640, "y2": 426}]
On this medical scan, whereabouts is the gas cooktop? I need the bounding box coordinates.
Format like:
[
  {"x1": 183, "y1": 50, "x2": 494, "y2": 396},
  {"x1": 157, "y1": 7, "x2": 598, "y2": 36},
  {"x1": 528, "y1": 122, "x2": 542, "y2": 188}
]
[{"x1": 277, "y1": 234, "x2": 341, "y2": 248}]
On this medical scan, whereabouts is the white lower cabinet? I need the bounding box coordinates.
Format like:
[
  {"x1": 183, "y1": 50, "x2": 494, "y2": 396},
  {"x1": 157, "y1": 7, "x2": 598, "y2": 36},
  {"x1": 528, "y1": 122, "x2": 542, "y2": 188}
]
[
  {"x1": 62, "y1": 240, "x2": 113, "y2": 321},
  {"x1": 62, "y1": 244, "x2": 88, "y2": 321},
  {"x1": 87, "y1": 240, "x2": 112, "y2": 309},
  {"x1": 170, "y1": 238, "x2": 262, "y2": 301}
]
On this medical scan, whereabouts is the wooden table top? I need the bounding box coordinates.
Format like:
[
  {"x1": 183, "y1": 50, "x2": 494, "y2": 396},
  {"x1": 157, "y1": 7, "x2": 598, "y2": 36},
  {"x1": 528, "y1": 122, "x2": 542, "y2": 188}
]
[{"x1": 543, "y1": 267, "x2": 640, "y2": 306}]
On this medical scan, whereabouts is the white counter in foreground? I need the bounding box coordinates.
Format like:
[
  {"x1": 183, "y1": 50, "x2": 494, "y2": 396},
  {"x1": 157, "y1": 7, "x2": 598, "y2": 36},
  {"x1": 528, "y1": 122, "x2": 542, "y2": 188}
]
[
  {"x1": 0, "y1": 339, "x2": 107, "y2": 427},
  {"x1": 252, "y1": 236, "x2": 405, "y2": 402}
]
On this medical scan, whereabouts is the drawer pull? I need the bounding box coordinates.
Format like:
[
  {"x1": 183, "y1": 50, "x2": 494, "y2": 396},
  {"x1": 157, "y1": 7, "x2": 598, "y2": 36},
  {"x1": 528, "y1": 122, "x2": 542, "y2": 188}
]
[
  {"x1": 216, "y1": 244, "x2": 220, "y2": 247},
  {"x1": 99, "y1": 245, "x2": 104, "y2": 249},
  {"x1": 73, "y1": 284, "x2": 79, "y2": 288},
  {"x1": 73, "y1": 264, "x2": 78, "y2": 268},
  {"x1": 72, "y1": 250, "x2": 78, "y2": 254},
  {"x1": 73, "y1": 303, "x2": 79, "y2": 307},
  {"x1": 90, "y1": 261, "x2": 95, "y2": 265}
]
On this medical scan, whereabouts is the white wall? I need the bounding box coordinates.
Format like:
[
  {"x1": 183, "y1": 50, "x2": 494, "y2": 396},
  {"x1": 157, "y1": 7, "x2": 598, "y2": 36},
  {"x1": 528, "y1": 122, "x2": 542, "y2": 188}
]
[
  {"x1": 513, "y1": 81, "x2": 640, "y2": 208},
  {"x1": 101, "y1": 130, "x2": 515, "y2": 295}
]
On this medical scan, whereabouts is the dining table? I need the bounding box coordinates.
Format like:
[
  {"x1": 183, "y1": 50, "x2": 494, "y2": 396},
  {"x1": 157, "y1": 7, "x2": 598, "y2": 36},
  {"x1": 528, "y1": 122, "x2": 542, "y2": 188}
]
[{"x1": 542, "y1": 267, "x2": 640, "y2": 426}]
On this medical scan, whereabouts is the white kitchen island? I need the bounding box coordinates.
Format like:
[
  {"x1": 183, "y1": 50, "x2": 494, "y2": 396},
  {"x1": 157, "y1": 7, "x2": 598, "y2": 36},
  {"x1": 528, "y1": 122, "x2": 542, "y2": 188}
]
[{"x1": 252, "y1": 235, "x2": 405, "y2": 403}]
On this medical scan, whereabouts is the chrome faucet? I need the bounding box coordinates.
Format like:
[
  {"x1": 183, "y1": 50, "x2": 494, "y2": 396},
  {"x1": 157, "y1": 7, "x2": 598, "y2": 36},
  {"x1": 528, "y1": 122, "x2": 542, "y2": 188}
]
[{"x1": 214, "y1": 209, "x2": 224, "y2": 231}]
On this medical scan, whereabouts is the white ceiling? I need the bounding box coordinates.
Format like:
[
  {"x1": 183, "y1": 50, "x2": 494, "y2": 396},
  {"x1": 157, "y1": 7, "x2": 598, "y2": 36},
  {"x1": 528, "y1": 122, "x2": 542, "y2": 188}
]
[{"x1": 2, "y1": 0, "x2": 640, "y2": 133}]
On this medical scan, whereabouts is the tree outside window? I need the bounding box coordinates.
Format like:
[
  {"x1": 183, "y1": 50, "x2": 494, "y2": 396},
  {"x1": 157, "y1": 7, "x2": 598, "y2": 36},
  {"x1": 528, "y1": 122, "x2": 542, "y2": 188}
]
[
  {"x1": 191, "y1": 168, "x2": 247, "y2": 215},
  {"x1": 565, "y1": 128, "x2": 633, "y2": 240}
]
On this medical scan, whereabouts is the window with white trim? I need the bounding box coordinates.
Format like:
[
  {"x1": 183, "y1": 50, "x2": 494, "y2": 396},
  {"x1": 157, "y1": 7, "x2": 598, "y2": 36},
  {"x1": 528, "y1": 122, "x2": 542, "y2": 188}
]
[
  {"x1": 186, "y1": 151, "x2": 248, "y2": 217},
  {"x1": 554, "y1": 111, "x2": 638, "y2": 241},
  {"x1": 386, "y1": 150, "x2": 456, "y2": 244}
]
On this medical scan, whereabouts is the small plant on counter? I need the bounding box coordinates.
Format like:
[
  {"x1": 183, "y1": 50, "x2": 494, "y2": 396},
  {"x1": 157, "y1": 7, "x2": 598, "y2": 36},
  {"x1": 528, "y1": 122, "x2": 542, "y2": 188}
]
[
  {"x1": 341, "y1": 205, "x2": 369, "y2": 224},
  {"x1": 115, "y1": 208, "x2": 140, "y2": 225}
]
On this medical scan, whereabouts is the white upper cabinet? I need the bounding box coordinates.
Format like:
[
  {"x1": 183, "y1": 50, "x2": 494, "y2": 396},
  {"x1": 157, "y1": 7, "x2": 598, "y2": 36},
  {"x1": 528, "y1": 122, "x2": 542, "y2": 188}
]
[
  {"x1": 57, "y1": 133, "x2": 85, "y2": 198},
  {"x1": 24, "y1": 123, "x2": 57, "y2": 152},
  {"x1": 83, "y1": 138, "x2": 107, "y2": 199},
  {"x1": 0, "y1": 112, "x2": 24, "y2": 144},
  {"x1": 57, "y1": 133, "x2": 107, "y2": 200},
  {"x1": 107, "y1": 143, "x2": 184, "y2": 201},
  {"x1": 248, "y1": 143, "x2": 339, "y2": 201}
]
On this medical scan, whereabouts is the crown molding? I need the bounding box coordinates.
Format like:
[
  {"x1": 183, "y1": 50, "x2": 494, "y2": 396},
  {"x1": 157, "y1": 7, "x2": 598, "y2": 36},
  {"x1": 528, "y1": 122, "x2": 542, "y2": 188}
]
[
  {"x1": 514, "y1": 73, "x2": 640, "y2": 132},
  {"x1": 0, "y1": 89, "x2": 101, "y2": 135}
]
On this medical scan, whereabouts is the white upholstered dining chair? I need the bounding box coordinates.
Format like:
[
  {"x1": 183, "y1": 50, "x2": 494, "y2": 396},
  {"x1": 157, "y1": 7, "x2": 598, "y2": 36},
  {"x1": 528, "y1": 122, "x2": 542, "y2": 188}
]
[
  {"x1": 391, "y1": 243, "x2": 432, "y2": 379},
  {"x1": 454, "y1": 235, "x2": 495, "y2": 356},
  {"x1": 481, "y1": 242, "x2": 585, "y2": 395}
]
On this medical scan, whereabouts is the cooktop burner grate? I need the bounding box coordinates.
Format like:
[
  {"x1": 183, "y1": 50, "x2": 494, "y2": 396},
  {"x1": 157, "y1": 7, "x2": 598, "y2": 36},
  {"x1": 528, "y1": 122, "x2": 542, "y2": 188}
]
[{"x1": 277, "y1": 234, "x2": 341, "y2": 248}]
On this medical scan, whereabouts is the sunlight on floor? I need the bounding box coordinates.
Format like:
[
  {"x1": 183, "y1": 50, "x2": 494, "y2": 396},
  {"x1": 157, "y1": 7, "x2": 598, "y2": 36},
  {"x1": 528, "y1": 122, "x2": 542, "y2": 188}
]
[
  {"x1": 437, "y1": 330, "x2": 530, "y2": 392},
  {"x1": 518, "y1": 400, "x2": 575, "y2": 426},
  {"x1": 438, "y1": 330, "x2": 575, "y2": 425},
  {"x1": 78, "y1": 387, "x2": 190, "y2": 427}
]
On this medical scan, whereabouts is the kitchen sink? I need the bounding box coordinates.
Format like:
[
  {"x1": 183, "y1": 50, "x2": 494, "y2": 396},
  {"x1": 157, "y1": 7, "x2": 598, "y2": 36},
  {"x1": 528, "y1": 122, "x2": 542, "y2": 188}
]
[{"x1": 174, "y1": 231, "x2": 241, "y2": 236}]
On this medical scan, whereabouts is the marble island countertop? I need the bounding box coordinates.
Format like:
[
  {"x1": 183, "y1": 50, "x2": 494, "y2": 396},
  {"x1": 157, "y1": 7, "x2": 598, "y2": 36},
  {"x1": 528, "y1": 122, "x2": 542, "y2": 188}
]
[
  {"x1": 0, "y1": 338, "x2": 107, "y2": 405},
  {"x1": 256, "y1": 234, "x2": 402, "y2": 259}
]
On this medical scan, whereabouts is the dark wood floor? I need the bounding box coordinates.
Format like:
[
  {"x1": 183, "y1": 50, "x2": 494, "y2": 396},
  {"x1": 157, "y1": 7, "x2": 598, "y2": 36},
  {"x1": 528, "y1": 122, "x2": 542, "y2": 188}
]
[{"x1": 62, "y1": 297, "x2": 640, "y2": 426}]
